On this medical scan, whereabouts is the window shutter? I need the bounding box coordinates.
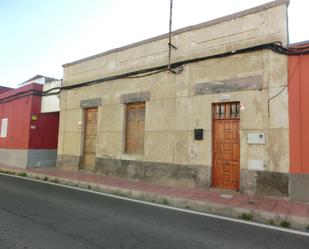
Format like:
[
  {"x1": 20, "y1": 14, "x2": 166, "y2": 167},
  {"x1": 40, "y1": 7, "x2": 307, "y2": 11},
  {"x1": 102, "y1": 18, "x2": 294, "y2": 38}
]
[{"x1": 125, "y1": 102, "x2": 145, "y2": 154}]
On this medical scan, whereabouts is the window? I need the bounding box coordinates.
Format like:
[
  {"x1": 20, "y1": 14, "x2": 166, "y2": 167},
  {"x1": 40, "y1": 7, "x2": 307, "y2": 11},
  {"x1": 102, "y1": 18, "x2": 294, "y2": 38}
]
[
  {"x1": 0, "y1": 118, "x2": 8, "y2": 138},
  {"x1": 213, "y1": 102, "x2": 240, "y2": 119},
  {"x1": 125, "y1": 102, "x2": 145, "y2": 154}
]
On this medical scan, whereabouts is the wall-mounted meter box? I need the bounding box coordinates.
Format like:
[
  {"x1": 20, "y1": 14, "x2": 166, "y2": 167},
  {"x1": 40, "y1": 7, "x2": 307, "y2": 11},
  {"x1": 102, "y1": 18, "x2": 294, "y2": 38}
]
[
  {"x1": 247, "y1": 133, "x2": 265, "y2": 144},
  {"x1": 194, "y1": 129, "x2": 203, "y2": 140},
  {"x1": 248, "y1": 159, "x2": 264, "y2": 171}
]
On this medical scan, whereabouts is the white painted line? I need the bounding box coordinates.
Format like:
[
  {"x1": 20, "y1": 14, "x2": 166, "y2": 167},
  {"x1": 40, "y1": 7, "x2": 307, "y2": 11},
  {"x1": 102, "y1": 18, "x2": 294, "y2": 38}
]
[{"x1": 1, "y1": 172, "x2": 309, "y2": 237}]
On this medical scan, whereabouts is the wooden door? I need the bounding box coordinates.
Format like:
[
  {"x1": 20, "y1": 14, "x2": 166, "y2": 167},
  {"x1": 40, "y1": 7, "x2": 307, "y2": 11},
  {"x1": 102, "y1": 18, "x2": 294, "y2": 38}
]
[
  {"x1": 212, "y1": 102, "x2": 240, "y2": 190},
  {"x1": 125, "y1": 102, "x2": 145, "y2": 154},
  {"x1": 83, "y1": 108, "x2": 98, "y2": 171}
]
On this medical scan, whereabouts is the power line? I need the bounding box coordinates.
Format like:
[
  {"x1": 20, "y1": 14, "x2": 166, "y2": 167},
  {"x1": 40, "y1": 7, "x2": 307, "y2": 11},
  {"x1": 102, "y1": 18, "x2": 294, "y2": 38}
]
[{"x1": 1, "y1": 42, "x2": 309, "y2": 102}]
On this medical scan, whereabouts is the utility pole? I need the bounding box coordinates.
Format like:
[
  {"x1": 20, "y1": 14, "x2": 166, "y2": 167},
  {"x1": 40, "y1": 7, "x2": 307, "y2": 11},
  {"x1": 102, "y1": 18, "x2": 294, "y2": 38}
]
[{"x1": 168, "y1": 0, "x2": 177, "y2": 71}]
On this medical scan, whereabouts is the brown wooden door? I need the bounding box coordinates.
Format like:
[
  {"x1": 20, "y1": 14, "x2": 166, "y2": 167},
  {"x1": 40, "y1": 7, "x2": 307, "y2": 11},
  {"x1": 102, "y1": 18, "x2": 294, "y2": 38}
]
[
  {"x1": 212, "y1": 102, "x2": 240, "y2": 190},
  {"x1": 125, "y1": 102, "x2": 145, "y2": 154},
  {"x1": 83, "y1": 108, "x2": 98, "y2": 171}
]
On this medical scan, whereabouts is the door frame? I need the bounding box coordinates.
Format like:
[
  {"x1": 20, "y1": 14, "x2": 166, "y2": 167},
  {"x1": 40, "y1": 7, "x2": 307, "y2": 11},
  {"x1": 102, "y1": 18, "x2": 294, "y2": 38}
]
[{"x1": 211, "y1": 101, "x2": 240, "y2": 190}]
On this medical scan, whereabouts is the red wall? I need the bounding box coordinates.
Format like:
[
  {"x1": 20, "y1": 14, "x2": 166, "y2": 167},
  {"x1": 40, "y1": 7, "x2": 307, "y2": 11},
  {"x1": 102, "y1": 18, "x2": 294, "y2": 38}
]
[
  {"x1": 0, "y1": 96, "x2": 32, "y2": 149},
  {"x1": 0, "y1": 83, "x2": 59, "y2": 150},
  {"x1": 289, "y1": 48, "x2": 309, "y2": 174},
  {"x1": 0, "y1": 86, "x2": 13, "y2": 94},
  {"x1": 28, "y1": 95, "x2": 59, "y2": 149}
]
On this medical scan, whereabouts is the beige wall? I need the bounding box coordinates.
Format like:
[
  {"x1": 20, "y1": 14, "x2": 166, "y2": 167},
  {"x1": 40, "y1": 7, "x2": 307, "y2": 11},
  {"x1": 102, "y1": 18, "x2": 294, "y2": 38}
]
[
  {"x1": 63, "y1": 3, "x2": 288, "y2": 86},
  {"x1": 59, "y1": 1, "x2": 289, "y2": 174}
]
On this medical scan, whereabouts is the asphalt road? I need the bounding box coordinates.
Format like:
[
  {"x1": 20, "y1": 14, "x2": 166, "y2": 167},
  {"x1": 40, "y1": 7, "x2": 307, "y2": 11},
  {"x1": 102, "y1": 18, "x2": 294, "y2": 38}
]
[{"x1": 0, "y1": 174, "x2": 308, "y2": 249}]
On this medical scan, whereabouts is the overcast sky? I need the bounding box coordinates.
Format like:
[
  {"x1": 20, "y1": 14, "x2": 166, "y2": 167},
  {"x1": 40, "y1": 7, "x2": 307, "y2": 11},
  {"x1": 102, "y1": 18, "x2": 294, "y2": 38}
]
[{"x1": 0, "y1": 0, "x2": 308, "y2": 87}]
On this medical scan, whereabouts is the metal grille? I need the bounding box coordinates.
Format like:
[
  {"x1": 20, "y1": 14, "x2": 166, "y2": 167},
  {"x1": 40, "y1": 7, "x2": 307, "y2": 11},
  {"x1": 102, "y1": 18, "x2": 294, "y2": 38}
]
[{"x1": 213, "y1": 102, "x2": 240, "y2": 120}]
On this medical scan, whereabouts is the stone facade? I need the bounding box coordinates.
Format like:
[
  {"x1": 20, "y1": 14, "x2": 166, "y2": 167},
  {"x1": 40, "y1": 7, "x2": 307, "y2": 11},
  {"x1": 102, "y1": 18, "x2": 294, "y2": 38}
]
[{"x1": 58, "y1": 1, "x2": 290, "y2": 196}]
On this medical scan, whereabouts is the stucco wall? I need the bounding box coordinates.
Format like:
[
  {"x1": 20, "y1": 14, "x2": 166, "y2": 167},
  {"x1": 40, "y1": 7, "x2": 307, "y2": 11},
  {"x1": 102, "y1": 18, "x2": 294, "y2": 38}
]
[
  {"x1": 63, "y1": 2, "x2": 288, "y2": 86},
  {"x1": 0, "y1": 83, "x2": 60, "y2": 168},
  {"x1": 0, "y1": 84, "x2": 42, "y2": 150},
  {"x1": 41, "y1": 80, "x2": 61, "y2": 113},
  {"x1": 58, "y1": 1, "x2": 289, "y2": 195}
]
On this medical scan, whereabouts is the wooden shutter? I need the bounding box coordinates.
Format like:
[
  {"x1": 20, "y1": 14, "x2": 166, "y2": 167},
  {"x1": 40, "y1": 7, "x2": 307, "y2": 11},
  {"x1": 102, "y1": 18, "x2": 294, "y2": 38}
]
[
  {"x1": 83, "y1": 108, "x2": 98, "y2": 170},
  {"x1": 125, "y1": 102, "x2": 145, "y2": 154}
]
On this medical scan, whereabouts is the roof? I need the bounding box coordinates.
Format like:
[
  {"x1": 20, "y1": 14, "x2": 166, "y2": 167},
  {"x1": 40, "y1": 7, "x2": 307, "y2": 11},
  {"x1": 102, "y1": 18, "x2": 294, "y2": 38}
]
[
  {"x1": 289, "y1": 40, "x2": 309, "y2": 48},
  {"x1": 21, "y1": 74, "x2": 58, "y2": 85},
  {"x1": 0, "y1": 83, "x2": 43, "y2": 100},
  {"x1": 63, "y1": 0, "x2": 290, "y2": 67},
  {"x1": 0, "y1": 86, "x2": 14, "y2": 94}
]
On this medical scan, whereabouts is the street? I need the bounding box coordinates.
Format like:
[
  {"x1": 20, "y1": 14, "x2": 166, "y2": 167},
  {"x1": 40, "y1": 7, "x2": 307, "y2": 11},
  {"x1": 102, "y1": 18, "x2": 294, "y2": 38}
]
[{"x1": 0, "y1": 174, "x2": 308, "y2": 249}]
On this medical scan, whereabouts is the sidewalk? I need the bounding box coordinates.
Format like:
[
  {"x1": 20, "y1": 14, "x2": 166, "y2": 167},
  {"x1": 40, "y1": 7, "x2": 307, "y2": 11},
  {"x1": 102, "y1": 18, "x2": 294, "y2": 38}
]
[{"x1": 0, "y1": 164, "x2": 308, "y2": 230}]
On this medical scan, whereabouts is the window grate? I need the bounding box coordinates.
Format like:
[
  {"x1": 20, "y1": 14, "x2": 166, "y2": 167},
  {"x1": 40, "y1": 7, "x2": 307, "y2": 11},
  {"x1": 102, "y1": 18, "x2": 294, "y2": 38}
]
[{"x1": 213, "y1": 102, "x2": 240, "y2": 120}]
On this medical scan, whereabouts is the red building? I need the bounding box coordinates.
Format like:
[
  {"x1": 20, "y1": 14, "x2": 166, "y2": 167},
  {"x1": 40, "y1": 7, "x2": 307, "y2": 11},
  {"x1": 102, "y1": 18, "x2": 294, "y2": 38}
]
[
  {"x1": 0, "y1": 82, "x2": 59, "y2": 168},
  {"x1": 288, "y1": 41, "x2": 309, "y2": 201},
  {"x1": 0, "y1": 86, "x2": 13, "y2": 94}
]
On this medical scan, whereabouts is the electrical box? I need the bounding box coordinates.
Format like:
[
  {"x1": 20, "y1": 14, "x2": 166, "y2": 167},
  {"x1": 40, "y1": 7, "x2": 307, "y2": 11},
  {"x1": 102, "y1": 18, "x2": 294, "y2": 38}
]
[
  {"x1": 248, "y1": 159, "x2": 264, "y2": 171},
  {"x1": 194, "y1": 129, "x2": 203, "y2": 140},
  {"x1": 247, "y1": 133, "x2": 265, "y2": 144}
]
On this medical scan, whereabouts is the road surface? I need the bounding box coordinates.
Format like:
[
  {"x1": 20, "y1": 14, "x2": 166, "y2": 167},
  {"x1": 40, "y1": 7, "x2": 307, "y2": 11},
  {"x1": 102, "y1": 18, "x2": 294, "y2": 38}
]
[{"x1": 0, "y1": 174, "x2": 308, "y2": 249}]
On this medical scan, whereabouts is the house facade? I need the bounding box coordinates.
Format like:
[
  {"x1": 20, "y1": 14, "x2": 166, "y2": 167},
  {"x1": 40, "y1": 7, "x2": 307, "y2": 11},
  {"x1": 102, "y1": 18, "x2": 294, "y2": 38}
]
[
  {"x1": 0, "y1": 79, "x2": 60, "y2": 168},
  {"x1": 58, "y1": 0, "x2": 290, "y2": 197},
  {"x1": 288, "y1": 41, "x2": 309, "y2": 201}
]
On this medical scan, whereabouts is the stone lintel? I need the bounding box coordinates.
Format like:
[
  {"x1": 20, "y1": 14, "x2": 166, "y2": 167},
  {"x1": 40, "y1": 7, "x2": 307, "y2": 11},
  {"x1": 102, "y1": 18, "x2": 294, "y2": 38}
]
[
  {"x1": 194, "y1": 76, "x2": 262, "y2": 95},
  {"x1": 120, "y1": 91, "x2": 150, "y2": 104},
  {"x1": 80, "y1": 98, "x2": 102, "y2": 108}
]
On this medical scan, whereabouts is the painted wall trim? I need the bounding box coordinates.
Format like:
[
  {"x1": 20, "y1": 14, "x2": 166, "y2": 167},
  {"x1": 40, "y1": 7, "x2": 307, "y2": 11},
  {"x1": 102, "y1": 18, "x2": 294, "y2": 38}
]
[
  {"x1": 0, "y1": 149, "x2": 57, "y2": 168},
  {"x1": 27, "y1": 149, "x2": 57, "y2": 168},
  {"x1": 0, "y1": 149, "x2": 28, "y2": 168}
]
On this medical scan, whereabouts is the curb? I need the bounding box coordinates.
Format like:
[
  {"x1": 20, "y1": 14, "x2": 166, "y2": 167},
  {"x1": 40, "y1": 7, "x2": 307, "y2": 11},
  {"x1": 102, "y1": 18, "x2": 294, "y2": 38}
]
[{"x1": 1, "y1": 169, "x2": 309, "y2": 232}]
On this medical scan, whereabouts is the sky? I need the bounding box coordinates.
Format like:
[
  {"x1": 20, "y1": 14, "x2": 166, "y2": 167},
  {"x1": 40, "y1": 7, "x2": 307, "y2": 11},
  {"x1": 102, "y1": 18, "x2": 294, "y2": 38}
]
[{"x1": 0, "y1": 0, "x2": 308, "y2": 87}]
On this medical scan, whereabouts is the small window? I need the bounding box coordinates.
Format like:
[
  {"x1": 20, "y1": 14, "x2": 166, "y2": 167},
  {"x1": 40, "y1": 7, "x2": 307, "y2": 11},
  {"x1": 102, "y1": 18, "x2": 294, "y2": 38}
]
[
  {"x1": 213, "y1": 103, "x2": 240, "y2": 120},
  {"x1": 0, "y1": 118, "x2": 8, "y2": 138},
  {"x1": 125, "y1": 102, "x2": 145, "y2": 154}
]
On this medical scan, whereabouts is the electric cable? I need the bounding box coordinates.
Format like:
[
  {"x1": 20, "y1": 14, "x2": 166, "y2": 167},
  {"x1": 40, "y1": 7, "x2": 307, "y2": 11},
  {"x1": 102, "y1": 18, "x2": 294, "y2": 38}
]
[{"x1": 1, "y1": 42, "x2": 309, "y2": 103}]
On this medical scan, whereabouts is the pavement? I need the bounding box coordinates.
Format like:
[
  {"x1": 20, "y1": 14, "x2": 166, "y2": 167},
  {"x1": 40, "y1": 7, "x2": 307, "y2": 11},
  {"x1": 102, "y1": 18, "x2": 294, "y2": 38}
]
[
  {"x1": 0, "y1": 174, "x2": 308, "y2": 249},
  {"x1": 0, "y1": 164, "x2": 309, "y2": 231}
]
